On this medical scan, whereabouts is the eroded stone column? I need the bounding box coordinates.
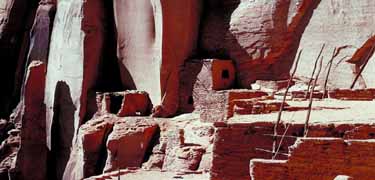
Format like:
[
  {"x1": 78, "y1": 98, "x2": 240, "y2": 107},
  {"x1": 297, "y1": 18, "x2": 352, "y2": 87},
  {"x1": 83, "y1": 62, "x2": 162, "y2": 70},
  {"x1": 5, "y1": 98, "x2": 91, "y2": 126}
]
[
  {"x1": 0, "y1": 0, "x2": 38, "y2": 118},
  {"x1": 44, "y1": 0, "x2": 105, "y2": 178},
  {"x1": 113, "y1": 0, "x2": 162, "y2": 107},
  {"x1": 15, "y1": 61, "x2": 47, "y2": 180},
  {"x1": 26, "y1": 0, "x2": 56, "y2": 65},
  {"x1": 15, "y1": 1, "x2": 56, "y2": 179}
]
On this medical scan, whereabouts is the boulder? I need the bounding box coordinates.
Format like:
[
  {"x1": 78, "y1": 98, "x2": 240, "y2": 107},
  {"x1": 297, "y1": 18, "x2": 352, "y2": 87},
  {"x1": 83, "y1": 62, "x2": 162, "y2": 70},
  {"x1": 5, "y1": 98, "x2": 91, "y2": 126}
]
[
  {"x1": 173, "y1": 146, "x2": 205, "y2": 171},
  {"x1": 63, "y1": 115, "x2": 115, "y2": 180},
  {"x1": 103, "y1": 118, "x2": 158, "y2": 172},
  {"x1": 162, "y1": 122, "x2": 213, "y2": 172}
]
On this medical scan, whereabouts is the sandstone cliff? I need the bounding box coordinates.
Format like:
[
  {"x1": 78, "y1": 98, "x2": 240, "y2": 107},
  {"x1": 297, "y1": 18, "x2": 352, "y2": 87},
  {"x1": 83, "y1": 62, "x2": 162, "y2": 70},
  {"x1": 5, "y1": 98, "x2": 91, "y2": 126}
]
[{"x1": 0, "y1": 0, "x2": 374, "y2": 180}]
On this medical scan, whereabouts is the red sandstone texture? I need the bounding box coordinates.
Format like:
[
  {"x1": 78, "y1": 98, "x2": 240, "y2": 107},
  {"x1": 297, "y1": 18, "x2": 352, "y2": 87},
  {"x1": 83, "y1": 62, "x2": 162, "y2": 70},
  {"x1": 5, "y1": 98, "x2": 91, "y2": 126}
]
[{"x1": 0, "y1": 0, "x2": 375, "y2": 180}]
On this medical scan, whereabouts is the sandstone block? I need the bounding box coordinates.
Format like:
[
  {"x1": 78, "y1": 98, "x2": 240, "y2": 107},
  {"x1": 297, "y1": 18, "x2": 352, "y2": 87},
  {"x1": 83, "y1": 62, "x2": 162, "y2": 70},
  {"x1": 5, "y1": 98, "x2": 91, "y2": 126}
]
[
  {"x1": 162, "y1": 127, "x2": 207, "y2": 172},
  {"x1": 103, "y1": 118, "x2": 158, "y2": 172},
  {"x1": 63, "y1": 115, "x2": 115, "y2": 180},
  {"x1": 173, "y1": 146, "x2": 205, "y2": 171}
]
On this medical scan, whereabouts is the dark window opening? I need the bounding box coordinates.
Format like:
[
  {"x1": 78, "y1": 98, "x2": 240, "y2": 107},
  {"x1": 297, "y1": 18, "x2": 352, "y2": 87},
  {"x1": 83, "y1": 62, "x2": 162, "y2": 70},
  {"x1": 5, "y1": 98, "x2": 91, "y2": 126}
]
[
  {"x1": 109, "y1": 95, "x2": 123, "y2": 114},
  {"x1": 222, "y1": 69, "x2": 230, "y2": 79},
  {"x1": 188, "y1": 96, "x2": 194, "y2": 105}
]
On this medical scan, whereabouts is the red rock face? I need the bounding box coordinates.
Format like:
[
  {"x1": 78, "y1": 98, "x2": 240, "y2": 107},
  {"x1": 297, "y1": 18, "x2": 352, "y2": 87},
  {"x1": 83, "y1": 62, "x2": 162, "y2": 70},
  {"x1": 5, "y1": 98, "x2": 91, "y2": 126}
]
[
  {"x1": 63, "y1": 115, "x2": 115, "y2": 180},
  {"x1": 103, "y1": 118, "x2": 158, "y2": 172},
  {"x1": 200, "y1": 0, "x2": 321, "y2": 87},
  {"x1": 44, "y1": 0, "x2": 106, "y2": 179},
  {"x1": 15, "y1": 4, "x2": 56, "y2": 179},
  {"x1": 114, "y1": 0, "x2": 202, "y2": 117},
  {"x1": 15, "y1": 9, "x2": 57, "y2": 179},
  {"x1": 15, "y1": 61, "x2": 47, "y2": 180},
  {"x1": 2, "y1": 0, "x2": 375, "y2": 179},
  {"x1": 0, "y1": 0, "x2": 39, "y2": 118}
]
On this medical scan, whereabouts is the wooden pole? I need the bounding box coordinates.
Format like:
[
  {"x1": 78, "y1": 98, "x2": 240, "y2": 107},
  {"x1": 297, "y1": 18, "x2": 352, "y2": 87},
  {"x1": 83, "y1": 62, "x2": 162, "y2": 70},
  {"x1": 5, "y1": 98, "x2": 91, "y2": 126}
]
[
  {"x1": 322, "y1": 48, "x2": 337, "y2": 98},
  {"x1": 306, "y1": 44, "x2": 325, "y2": 98},
  {"x1": 304, "y1": 56, "x2": 323, "y2": 137},
  {"x1": 272, "y1": 50, "x2": 302, "y2": 158},
  {"x1": 272, "y1": 123, "x2": 291, "y2": 159}
]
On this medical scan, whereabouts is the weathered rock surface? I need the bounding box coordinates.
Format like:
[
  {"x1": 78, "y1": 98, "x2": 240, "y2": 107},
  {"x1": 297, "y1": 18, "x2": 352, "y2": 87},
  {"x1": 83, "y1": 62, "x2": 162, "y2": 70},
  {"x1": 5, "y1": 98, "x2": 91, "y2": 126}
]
[
  {"x1": 162, "y1": 118, "x2": 214, "y2": 173},
  {"x1": 251, "y1": 138, "x2": 375, "y2": 179},
  {"x1": 0, "y1": 127, "x2": 20, "y2": 180},
  {"x1": 114, "y1": 0, "x2": 202, "y2": 118},
  {"x1": 26, "y1": 0, "x2": 56, "y2": 65},
  {"x1": 0, "y1": 120, "x2": 14, "y2": 143},
  {"x1": 0, "y1": 0, "x2": 39, "y2": 118},
  {"x1": 103, "y1": 117, "x2": 158, "y2": 172},
  {"x1": 44, "y1": 0, "x2": 107, "y2": 178},
  {"x1": 63, "y1": 114, "x2": 115, "y2": 180},
  {"x1": 200, "y1": 0, "x2": 321, "y2": 87},
  {"x1": 142, "y1": 121, "x2": 169, "y2": 170},
  {"x1": 296, "y1": 0, "x2": 375, "y2": 88},
  {"x1": 13, "y1": 2, "x2": 56, "y2": 179},
  {"x1": 2, "y1": 0, "x2": 375, "y2": 180},
  {"x1": 15, "y1": 61, "x2": 47, "y2": 180}
]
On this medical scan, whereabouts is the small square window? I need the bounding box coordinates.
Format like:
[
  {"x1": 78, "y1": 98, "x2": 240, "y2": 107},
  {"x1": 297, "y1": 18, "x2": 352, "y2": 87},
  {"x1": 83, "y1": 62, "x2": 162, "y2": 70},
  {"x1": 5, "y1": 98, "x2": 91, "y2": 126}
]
[{"x1": 222, "y1": 69, "x2": 230, "y2": 79}]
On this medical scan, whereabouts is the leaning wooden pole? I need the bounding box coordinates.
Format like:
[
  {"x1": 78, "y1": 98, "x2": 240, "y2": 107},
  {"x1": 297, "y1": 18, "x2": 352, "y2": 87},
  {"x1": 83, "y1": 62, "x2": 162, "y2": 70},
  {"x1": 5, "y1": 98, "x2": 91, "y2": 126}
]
[
  {"x1": 304, "y1": 56, "x2": 323, "y2": 137},
  {"x1": 272, "y1": 50, "x2": 302, "y2": 158},
  {"x1": 322, "y1": 48, "x2": 337, "y2": 98},
  {"x1": 306, "y1": 44, "x2": 325, "y2": 98},
  {"x1": 350, "y1": 45, "x2": 375, "y2": 89},
  {"x1": 272, "y1": 123, "x2": 291, "y2": 159}
]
